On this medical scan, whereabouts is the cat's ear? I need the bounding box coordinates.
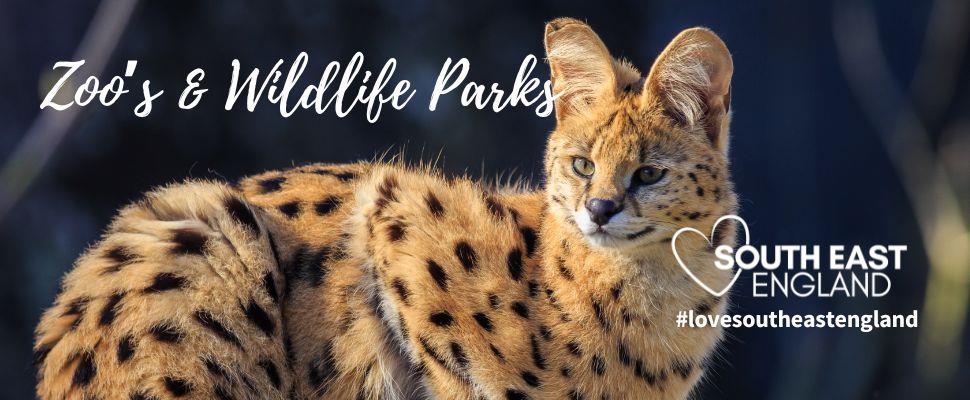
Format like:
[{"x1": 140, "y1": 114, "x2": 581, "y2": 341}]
[
  {"x1": 544, "y1": 18, "x2": 617, "y2": 122},
  {"x1": 643, "y1": 28, "x2": 733, "y2": 153}
]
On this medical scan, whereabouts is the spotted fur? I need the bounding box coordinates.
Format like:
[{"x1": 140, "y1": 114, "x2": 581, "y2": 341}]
[{"x1": 36, "y1": 19, "x2": 738, "y2": 400}]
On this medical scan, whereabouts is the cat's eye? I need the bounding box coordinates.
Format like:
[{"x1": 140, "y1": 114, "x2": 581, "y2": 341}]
[
  {"x1": 634, "y1": 166, "x2": 666, "y2": 185},
  {"x1": 572, "y1": 157, "x2": 595, "y2": 177}
]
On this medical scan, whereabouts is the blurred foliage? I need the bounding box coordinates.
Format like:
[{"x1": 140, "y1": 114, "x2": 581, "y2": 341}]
[{"x1": 0, "y1": 0, "x2": 968, "y2": 398}]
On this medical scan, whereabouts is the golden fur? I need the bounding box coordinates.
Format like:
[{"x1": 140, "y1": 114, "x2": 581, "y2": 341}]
[{"x1": 34, "y1": 18, "x2": 738, "y2": 400}]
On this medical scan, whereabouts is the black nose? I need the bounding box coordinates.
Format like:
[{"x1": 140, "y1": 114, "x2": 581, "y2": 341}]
[{"x1": 586, "y1": 198, "x2": 621, "y2": 226}]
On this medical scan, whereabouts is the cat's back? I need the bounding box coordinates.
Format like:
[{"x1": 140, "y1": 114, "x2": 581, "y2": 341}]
[{"x1": 238, "y1": 162, "x2": 553, "y2": 399}]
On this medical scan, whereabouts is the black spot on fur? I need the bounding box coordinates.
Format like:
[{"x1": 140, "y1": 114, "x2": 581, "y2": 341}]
[
  {"x1": 696, "y1": 186, "x2": 705, "y2": 197},
  {"x1": 391, "y1": 278, "x2": 411, "y2": 306},
  {"x1": 611, "y1": 281, "x2": 624, "y2": 300},
  {"x1": 505, "y1": 389, "x2": 531, "y2": 400},
  {"x1": 225, "y1": 197, "x2": 260, "y2": 233},
  {"x1": 99, "y1": 292, "x2": 125, "y2": 326},
  {"x1": 291, "y1": 246, "x2": 332, "y2": 287},
  {"x1": 268, "y1": 232, "x2": 283, "y2": 268},
  {"x1": 240, "y1": 373, "x2": 258, "y2": 393},
  {"x1": 672, "y1": 359, "x2": 693, "y2": 379},
  {"x1": 194, "y1": 310, "x2": 242, "y2": 348},
  {"x1": 569, "y1": 390, "x2": 585, "y2": 400},
  {"x1": 68, "y1": 311, "x2": 83, "y2": 331},
  {"x1": 62, "y1": 296, "x2": 90, "y2": 317},
  {"x1": 626, "y1": 225, "x2": 655, "y2": 240},
  {"x1": 128, "y1": 391, "x2": 157, "y2": 400},
  {"x1": 539, "y1": 325, "x2": 552, "y2": 341},
  {"x1": 686, "y1": 211, "x2": 702, "y2": 220},
  {"x1": 427, "y1": 260, "x2": 448, "y2": 290},
  {"x1": 507, "y1": 249, "x2": 523, "y2": 281},
  {"x1": 450, "y1": 342, "x2": 469, "y2": 370},
  {"x1": 263, "y1": 272, "x2": 280, "y2": 303},
  {"x1": 335, "y1": 171, "x2": 356, "y2": 181},
  {"x1": 512, "y1": 301, "x2": 529, "y2": 319},
  {"x1": 454, "y1": 241, "x2": 477, "y2": 272},
  {"x1": 561, "y1": 367, "x2": 572, "y2": 377},
  {"x1": 429, "y1": 311, "x2": 454, "y2": 327},
  {"x1": 530, "y1": 335, "x2": 546, "y2": 370},
  {"x1": 278, "y1": 201, "x2": 301, "y2": 218},
  {"x1": 520, "y1": 227, "x2": 538, "y2": 257},
  {"x1": 259, "y1": 177, "x2": 285, "y2": 193},
  {"x1": 33, "y1": 342, "x2": 53, "y2": 367},
  {"x1": 473, "y1": 312, "x2": 493, "y2": 332},
  {"x1": 284, "y1": 337, "x2": 296, "y2": 366},
  {"x1": 71, "y1": 351, "x2": 96, "y2": 388},
  {"x1": 102, "y1": 246, "x2": 137, "y2": 273},
  {"x1": 311, "y1": 167, "x2": 357, "y2": 182},
  {"x1": 592, "y1": 300, "x2": 609, "y2": 330},
  {"x1": 695, "y1": 300, "x2": 712, "y2": 315},
  {"x1": 634, "y1": 359, "x2": 667, "y2": 386},
  {"x1": 488, "y1": 293, "x2": 500, "y2": 309},
  {"x1": 687, "y1": 172, "x2": 698, "y2": 183},
  {"x1": 163, "y1": 376, "x2": 193, "y2": 397},
  {"x1": 258, "y1": 359, "x2": 282, "y2": 389},
  {"x1": 144, "y1": 272, "x2": 188, "y2": 293},
  {"x1": 591, "y1": 355, "x2": 606, "y2": 376},
  {"x1": 117, "y1": 335, "x2": 136, "y2": 363},
  {"x1": 618, "y1": 342, "x2": 631, "y2": 366},
  {"x1": 214, "y1": 386, "x2": 233, "y2": 400},
  {"x1": 566, "y1": 341, "x2": 582, "y2": 356},
  {"x1": 521, "y1": 371, "x2": 540, "y2": 387},
  {"x1": 202, "y1": 356, "x2": 229, "y2": 380},
  {"x1": 105, "y1": 245, "x2": 136, "y2": 264},
  {"x1": 557, "y1": 258, "x2": 574, "y2": 281},
  {"x1": 308, "y1": 340, "x2": 337, "y2": 391},
  {"x1": 485, "y1": 196, "x2": 505, "y2": 218},
  {"x1": 426, "y1": 192, "x2": 445, "y2": 217},
  {"x1": 378, "y1": 175, "x2": 399, "y2": 200},
  {"x1": 528, "y1": 281, "x2": 540, "y2": 298},
  {"x1": 149, "y1": 322, "x2": 183, "y2": 343},
  {"x1": 171, "y1": 228, "x2": 206, "y2": 255},
  {"x1": 387, "y1": 221, "x2": 407, "y2": 242},
  {"x1": 418, "y1": 336, "x2": 452, "y2": 374},
  {"x1": 314, "y1": 197, "x2": 341, "y2": 216},
  {"x1": 242, "y1": 300, "x2": 275, "y2": 336},
  {"x1": 491, "y1": 345, "x2": 506, "y2": 362},
  {"x1": 508, "y1": 207, "x2": 521, "y2": 222}
]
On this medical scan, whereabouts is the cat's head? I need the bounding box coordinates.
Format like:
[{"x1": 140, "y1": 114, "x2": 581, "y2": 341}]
[{"x1": 543, "y1": 18, "x2": 737, "y2": 251}]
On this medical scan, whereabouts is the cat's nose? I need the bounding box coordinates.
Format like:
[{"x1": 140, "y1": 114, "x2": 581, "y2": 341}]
[{"x1": 586, "y1": 198, "x2": 621, "y2": 226}]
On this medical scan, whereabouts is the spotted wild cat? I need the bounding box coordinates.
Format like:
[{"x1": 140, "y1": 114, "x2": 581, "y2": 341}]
[{"x1": 34, "y1": 18, "x2": 737, "y2": 400}]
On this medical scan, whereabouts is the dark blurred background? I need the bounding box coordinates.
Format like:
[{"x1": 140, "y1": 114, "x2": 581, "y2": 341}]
[{"x1": 2, "y1": 0, "x2": 969, "y2": 398}]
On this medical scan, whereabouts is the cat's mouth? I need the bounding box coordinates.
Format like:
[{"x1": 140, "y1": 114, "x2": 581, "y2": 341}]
[
  {"x1": 585, "y1": 229, "x2": 625, "y2": 248},
  {"x1": 574, "y1": 209, "x2": 656, "y2": 248}
]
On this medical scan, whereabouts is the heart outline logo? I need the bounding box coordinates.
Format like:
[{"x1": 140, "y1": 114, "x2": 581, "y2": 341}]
[{"x1": 671, "y1": 215, "x2": 750, "y2": 297}]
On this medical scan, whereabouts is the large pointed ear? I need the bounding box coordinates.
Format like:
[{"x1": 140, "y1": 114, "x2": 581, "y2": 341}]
[
  {"x1": 644, "y1": 28, "x2": 733, "y2": 153},
  {"x1": 544, "y1": 18, "x2": 617, "y2": 122}
]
